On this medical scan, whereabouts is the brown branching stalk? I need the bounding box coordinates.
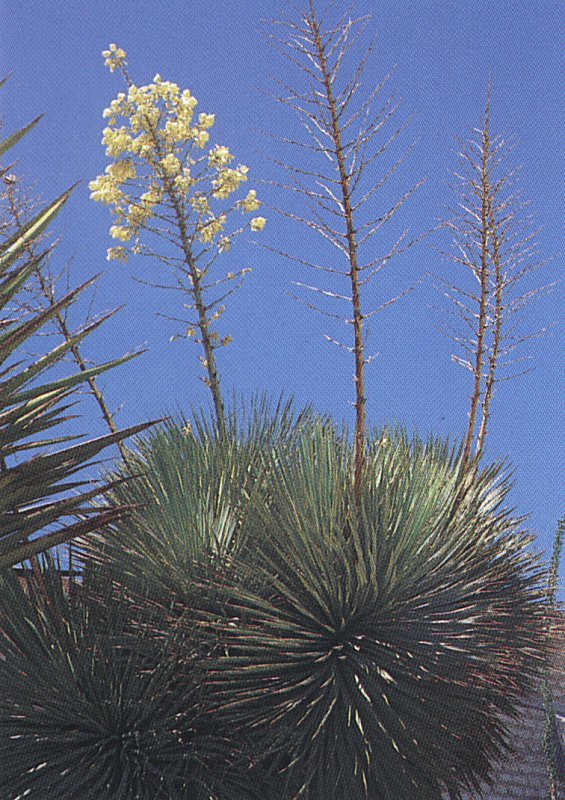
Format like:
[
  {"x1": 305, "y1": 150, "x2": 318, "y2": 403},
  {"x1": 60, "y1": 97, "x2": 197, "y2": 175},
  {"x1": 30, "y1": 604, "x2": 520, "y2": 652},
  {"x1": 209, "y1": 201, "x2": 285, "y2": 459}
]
[
  {"x1": 543, "y1": 513, "x2": 564, "y2": 800},
  {"x1": 439, "y1": 87, "x2": 554, "y2": 466},
  {"x1": 266, "y1": 1, "x2": 423, "y2": 505},
  {"x1": 2, "y1": 177, "x2": 134, "y2": 462}
]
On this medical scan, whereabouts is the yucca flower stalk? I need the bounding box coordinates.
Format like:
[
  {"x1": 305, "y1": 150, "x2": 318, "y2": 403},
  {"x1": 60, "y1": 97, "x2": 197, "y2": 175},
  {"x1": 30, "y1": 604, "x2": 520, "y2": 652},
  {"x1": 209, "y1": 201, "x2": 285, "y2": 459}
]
[
  {"x1": 265, "y1": 2, "x2": 423, "y2": 504},
  {"x1": 91, "y1": 45, "x2": 266, "y2": 431},
  {"x1": 438, "y1": 86, "x2": 554, "y2": 466}
]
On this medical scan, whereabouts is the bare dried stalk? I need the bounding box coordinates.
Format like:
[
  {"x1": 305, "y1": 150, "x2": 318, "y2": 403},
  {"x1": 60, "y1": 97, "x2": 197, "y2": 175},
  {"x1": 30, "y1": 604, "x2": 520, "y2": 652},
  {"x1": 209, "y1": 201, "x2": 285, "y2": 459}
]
[
  {"x1": 439, "y1": 85, "x2": 554, "y2": 465},
  {"x1": 3, "y1": 178, "x2": 131, "y2": 461},
  {"x1": 461, "y1": 92, "x2": 493, "y2": 465},
  {"x1": 268, "y1": 0, "x2": 422, "y2": 505},
  {"x1": 543, "y1": 514, "x2": 564, "y2": 800}
]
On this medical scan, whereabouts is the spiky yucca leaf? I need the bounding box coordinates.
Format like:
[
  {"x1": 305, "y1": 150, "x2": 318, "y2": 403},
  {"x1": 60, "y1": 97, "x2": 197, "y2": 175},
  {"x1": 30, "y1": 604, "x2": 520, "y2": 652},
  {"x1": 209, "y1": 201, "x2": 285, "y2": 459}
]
[
  {"x1": 0, "y1": 559, "x2": 273, "y2": 800},
  {"x1": 203, "y1": 424, "x2": 548, "y2": 800},
  {"x1": 0, "y1": 103, "x2": 148, "y2": 568},
  {"x1": 81, "y1": 396, "x2": 309, "y2": 601}
]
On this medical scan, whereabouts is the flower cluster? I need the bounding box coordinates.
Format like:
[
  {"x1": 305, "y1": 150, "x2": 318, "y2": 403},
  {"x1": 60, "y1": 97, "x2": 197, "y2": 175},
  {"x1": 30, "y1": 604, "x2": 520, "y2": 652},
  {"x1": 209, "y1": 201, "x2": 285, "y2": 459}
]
[
  {"x1": 90, "y1": 46, "x2": 266, "y2": 263},
  {"x1": 250, "y1": 216, "x2": 267, "y2": 231},
  {"x1": 102, "y1": 43, "x2": 127, "y2": 73}
]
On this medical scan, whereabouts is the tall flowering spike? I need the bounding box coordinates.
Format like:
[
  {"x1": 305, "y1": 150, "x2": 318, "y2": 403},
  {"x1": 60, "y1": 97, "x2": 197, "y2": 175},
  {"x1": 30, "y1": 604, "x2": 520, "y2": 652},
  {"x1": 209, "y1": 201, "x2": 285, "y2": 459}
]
[{"x1": 90, "y1": 45, "x2": 266, "y2": 430}]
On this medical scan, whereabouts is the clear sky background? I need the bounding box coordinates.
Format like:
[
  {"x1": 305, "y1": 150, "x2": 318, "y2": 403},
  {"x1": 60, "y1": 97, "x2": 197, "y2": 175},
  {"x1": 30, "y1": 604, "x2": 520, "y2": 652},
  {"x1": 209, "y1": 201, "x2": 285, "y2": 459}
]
[{"x1": 1, "y1": 1, "x2": 562, "y2": 577}]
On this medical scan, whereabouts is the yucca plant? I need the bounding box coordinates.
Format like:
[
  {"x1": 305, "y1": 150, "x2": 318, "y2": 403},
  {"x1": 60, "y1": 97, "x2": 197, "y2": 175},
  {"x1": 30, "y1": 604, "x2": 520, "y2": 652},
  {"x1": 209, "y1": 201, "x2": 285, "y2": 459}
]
[
  {"x1": 0, "y1": 558, "x2": 272, "y2": 800},
  {"x1": 199, "y1": 423, "x2": 548, "y2": 800},
  {"x1": 0, "y1": 93, "x2": 151, "y2": 569},
  {"x1": 78, "y1": 410, "x2": 550, "y2": 799}
]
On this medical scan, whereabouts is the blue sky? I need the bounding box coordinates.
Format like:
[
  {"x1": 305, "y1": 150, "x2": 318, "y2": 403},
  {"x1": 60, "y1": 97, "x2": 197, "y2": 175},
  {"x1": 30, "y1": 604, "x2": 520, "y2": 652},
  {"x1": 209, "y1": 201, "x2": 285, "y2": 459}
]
[{"x1": 1, "y1": 1, "x2": 562, "y2": 571}]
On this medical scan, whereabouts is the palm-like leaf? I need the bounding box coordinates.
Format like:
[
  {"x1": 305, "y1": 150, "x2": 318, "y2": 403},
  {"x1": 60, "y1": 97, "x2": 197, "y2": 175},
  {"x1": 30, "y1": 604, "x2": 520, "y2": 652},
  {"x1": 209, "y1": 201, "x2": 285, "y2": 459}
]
[
  {"x1": 0, "y1": 101, "x2": 150, "y2": 569},
  {"x1": 203, "y1": 424, "x2": 548, "y2": 800}
]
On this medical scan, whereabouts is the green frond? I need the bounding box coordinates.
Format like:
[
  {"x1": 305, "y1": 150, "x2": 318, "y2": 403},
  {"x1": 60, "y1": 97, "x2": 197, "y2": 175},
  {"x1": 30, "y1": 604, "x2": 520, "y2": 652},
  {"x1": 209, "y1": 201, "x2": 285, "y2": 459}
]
[
  {"x1": 0, "y1": 113, "x2": 43, "y2": 159},
  {"x1": 0, "y1": 109, "x2": 151, "y2": 568}
]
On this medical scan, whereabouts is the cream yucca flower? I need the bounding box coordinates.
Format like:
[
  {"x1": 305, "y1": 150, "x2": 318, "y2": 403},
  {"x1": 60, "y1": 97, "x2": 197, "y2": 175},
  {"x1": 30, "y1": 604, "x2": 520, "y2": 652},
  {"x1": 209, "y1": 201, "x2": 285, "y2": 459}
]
[
  {"x1": 212, "y1": 166, "x2": 249, "y2": 199},
  {"x1": 140, "y1": 185, "x2": 163, "y2": 206},
  {"x1": 102, "y1": 127, "x2": 134, "y2": 158},
  {"x1": 160, "y1": 153, "x2": 181, "y2": 177},
  {"x1": 89, "y1": 174, "x2": 125, "y2": 205},
  {"x1": 110, "y1": 225, "x2": 133, "y2": 242},
  {"x1": 129, "y1": 132, "x2": 153, "y2": 158},
  {"x1": 190, "y1": 194, "x2": 212, "y2": 216},
  {"x1": 198, "y1": 113, "x2": 216, "y2": 129},
  {"x1": 192, "y1": 129, "x2": 210, "y2": 148},
  {"x1": 208, "y1": 145, "x2": 233, "y2": 168},
  {"x1": 106, "y1": 159, "x2": 137, "y2": 183},
  {"x1": 240, "y1": 189, "x2": 261, "y2": 212},
  {"x1": 198, "y1": 213, "x2": 227, "y2": 244},
  {"x1": 103, "y1": 93, "x2": 131, "y2": 124},
  {"x1": 174, "y1": 169, "x2": 195, "y2": 193},
  {"x1": 180, "y1": 89, "x2": 198, "y2": 109},
  {"x1": 102, "y1": 43, "x2": 127, "y2": 72},
  {"x1": 164, "y1": 118, "x2": 191, "y2": 144},
  {"x1": 107, "y1": 246, "x2": 129, "y2": 262},
  {"x1": 128, "y1": 202, "x2": 153, "y2": 226},
  {"x1": 93, "y1": 45, "x2": 266, "y2": 427}
]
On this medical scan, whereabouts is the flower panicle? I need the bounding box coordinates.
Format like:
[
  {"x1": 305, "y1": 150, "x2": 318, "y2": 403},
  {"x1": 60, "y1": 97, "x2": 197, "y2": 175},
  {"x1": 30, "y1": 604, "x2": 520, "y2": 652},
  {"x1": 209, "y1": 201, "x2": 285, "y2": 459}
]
[
  {"x1": 92, "y1": 44, "x2": 265, "y2": 428},
  {"x1": 91, "y1": 44, "x2": 266, "y2": 258}
]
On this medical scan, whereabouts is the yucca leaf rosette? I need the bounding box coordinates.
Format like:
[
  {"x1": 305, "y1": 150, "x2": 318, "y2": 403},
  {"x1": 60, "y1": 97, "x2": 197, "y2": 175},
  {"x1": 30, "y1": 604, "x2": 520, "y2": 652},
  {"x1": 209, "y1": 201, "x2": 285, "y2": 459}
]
[{"x1": 204, "y1": 425, "x2": 548, "y2": 800}]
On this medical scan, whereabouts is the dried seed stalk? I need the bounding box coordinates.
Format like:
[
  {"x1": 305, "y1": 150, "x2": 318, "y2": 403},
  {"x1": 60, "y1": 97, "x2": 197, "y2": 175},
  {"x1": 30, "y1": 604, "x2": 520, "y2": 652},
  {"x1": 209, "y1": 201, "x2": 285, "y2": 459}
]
[
  {"x1": 439, "y1": 86, "x2": 554, "y2": 465},
  {"x1": 268, "y1": 0, "x2": 422, "y2": 504}
]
